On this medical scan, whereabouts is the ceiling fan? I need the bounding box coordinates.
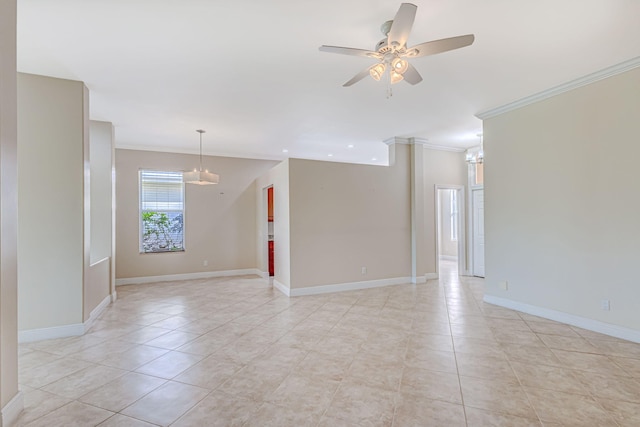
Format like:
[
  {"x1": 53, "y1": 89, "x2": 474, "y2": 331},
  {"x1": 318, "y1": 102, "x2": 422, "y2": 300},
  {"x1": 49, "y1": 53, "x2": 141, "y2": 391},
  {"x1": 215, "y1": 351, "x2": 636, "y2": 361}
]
[{"x1": 319, "y1": 3, "x2": 474, "y2": 87}]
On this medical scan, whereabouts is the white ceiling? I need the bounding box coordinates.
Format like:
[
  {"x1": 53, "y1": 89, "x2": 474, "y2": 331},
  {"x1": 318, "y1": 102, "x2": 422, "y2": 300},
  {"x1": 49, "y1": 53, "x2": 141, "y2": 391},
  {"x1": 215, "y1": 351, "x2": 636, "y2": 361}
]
[{"x1": 17, "y1": 0, "x2": 640, "y2": 165}]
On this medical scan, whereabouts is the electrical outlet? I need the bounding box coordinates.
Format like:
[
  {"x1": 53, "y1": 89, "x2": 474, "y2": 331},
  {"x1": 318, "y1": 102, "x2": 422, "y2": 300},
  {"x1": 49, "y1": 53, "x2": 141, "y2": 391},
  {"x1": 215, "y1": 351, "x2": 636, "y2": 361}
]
[
  {"x1": 203, "y1": 260, "x2": 208, "y2": 267},
  {"x1": 601, "y1": 299, "x2": 610, "y2": 311},
  {"x1": 499, "y1": 281, "x2": 508, "y2": 291},
  {"x1": 361, "y1": 267, "x2": 367, "y2": 275}
]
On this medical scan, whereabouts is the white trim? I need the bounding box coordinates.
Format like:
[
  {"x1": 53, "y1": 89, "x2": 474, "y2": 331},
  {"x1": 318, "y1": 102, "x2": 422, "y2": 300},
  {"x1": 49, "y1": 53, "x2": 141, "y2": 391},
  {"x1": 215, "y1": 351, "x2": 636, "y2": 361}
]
[
  {"x1": 289, "y1": 276, "x2": 414, "y2": 297},
  {"x1": 83, "y1": 294, "x2": 112, "y2": 333},
  {"x1": 1, "y1": 391, "x2": 23, "y2": 427},
  {"x1": 484, "y1": 295, "x2": 640, "y2": 344},
  {"x1": 476, "y1": 56, "x2": 640, "y2": 119},
  {"x1": 18, "y1": 323, "x2": 84, "y2": 343},
  {"x1": 439, "y1": 255, "x2": 458, "y2": 262},
  {"x1": 425, "y1": 273, "x2": 438, "y2": 281},
  {"x1": 115, "y1": 268, "x2": 262, "y2": 286},
  {"x1": 273, "y1": 279, "x2": 290, "y2": 297},
  {"x1": 383, "y1": 137, "x2": 465, "y2": 152},
  {"x1": 111, "y1": 291, "x2": 118, "y2": 302},
  {"x1": 258, "y1": 270, "x2": 269, "y2": 279}
]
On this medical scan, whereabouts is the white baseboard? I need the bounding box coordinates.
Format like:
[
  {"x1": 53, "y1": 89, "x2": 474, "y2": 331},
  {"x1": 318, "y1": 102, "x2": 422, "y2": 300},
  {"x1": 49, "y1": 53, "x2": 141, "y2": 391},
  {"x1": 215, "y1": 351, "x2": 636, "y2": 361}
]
[
  {"x1": 273, "y1": 280, "x2": 290, "y2": 297},
  {"x1": 83, "y1": 294, "x2": 112, "y2": 333},
  {"x1": 439, "y1": 255, "x2": 458, "y2": 262},
  {"x1": 258, "y1": 271, "x2": 269, "y2": 279},
  {"x1": 18, "y1": 322, "x2": 84, "y2": 343},
  {"x1": 425, "y1": 273, "x2": 438, "y2": 281},
  {"x1": 1, "y1": 391, "x2": 23, "y2": 427},
  {"x1": 111, "y1": 291, "x2": 118, "y2": 302},
  {"x1": 116, "y1": 268, "x2": 263, "y2": 286},
  {"x1": 484, "y1": 295, "x2": 640, "y2": 344},
  {"x1": 289, "y1": 276, "x2": 414, "y2": 297}
]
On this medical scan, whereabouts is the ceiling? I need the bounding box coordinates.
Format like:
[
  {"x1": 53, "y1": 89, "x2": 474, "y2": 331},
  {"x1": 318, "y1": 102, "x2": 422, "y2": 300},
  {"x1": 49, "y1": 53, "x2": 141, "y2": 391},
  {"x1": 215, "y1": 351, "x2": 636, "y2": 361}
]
[{"x1": 17, "y1": 0, "x2": 640, "y2": 165}]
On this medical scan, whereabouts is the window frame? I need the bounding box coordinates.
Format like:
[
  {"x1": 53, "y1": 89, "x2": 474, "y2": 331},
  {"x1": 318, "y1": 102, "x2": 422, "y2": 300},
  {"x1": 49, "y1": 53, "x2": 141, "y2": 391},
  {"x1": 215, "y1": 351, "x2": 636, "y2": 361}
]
[{"x1": 139, "y1": 169, "x2": 186, "y2": 254}]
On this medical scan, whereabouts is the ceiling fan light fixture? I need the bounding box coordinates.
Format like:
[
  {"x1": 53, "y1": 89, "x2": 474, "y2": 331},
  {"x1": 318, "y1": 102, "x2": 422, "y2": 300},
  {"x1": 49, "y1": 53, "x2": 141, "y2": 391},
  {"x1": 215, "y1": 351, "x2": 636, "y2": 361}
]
[
  {"x1": 391, "y1": 57, "x2": 408, "y2": 74},
  {"x1": 369, "y1": 63, "x2": 386, "y2": 81},
  {"x1": 390, "y1": 70, "x2": 404, "y2": 84}
]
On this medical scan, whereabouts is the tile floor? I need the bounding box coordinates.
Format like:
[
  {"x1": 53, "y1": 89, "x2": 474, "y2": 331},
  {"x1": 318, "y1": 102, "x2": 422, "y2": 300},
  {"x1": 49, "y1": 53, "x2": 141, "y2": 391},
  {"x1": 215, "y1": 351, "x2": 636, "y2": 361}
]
[{"x1": 16, "y1": 262, "x2": 640, "y2": 426}]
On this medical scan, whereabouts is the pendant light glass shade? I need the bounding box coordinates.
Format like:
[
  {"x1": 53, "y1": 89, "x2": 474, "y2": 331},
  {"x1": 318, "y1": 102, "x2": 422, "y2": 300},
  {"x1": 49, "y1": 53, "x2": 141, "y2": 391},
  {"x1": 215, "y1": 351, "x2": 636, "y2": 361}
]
[{"x1": 184, "y1": 129, "x2": 219, "y2": 185}]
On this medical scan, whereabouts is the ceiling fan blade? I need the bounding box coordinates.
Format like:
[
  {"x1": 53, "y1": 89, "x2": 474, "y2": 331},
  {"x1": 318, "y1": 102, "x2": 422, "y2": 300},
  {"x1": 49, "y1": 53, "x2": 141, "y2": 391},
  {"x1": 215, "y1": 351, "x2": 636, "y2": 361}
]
[
  {"x1": 319, "y1": 45, "x2": 382, "y2": 59},
  {"x1": 343, "y1": 66, "x2": 374, "y2": 87},
  {"x1": 403, "y1": 63, "x2": 423, "y2": 85},
  {"x1": 408, "y1": 34, "x2": 475, "y2": 58},
  {"x1": 387, "y1": 3, "x2": 417, "y2": 47}
]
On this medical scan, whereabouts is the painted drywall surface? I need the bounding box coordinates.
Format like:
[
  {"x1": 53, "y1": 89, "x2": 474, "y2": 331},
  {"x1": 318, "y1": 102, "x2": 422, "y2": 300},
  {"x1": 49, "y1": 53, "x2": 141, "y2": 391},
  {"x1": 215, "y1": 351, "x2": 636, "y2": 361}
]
[
  {"x1": 85, "y1": 121, "x2": 114, "y2": 321},
  {"x1": 422, "y1": 148, "x2": 467, "y2": 273},
  {"x1": 255, "y1": 160, "x2": 291, "y2": 287},
  {"x1": 89, "y1": 121, "x2": 113, "y2": 264},
  {"x1": 18, "y1": 73, "x2": 85, "y2": 330},
  {"x1": 288, "y1": 144, "x2": 412, "y2": 289},
  {"x1": 0, "y1": 0, "x2": 19, "y2": 410},
  {"x1": 484, "y1": 67, "x2": 640, "y2": 331},
  {"x1": 115, "y1": 149, "x2": 277, "y2": 279}
]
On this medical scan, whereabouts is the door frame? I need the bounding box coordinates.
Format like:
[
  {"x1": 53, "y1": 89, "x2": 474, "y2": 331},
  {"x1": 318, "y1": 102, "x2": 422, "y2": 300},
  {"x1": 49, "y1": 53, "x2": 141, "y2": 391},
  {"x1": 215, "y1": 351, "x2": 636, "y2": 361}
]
[{"x1": 434, "y1": 184, "x2": 466, "y2": 277}]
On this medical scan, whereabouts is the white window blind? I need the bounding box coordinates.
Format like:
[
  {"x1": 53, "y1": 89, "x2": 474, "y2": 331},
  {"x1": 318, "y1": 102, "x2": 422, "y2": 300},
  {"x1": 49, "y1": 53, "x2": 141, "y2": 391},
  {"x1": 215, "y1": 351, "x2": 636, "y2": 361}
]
[{"x1": 140, "y1": 170, "x2": 185, "y2": 253}]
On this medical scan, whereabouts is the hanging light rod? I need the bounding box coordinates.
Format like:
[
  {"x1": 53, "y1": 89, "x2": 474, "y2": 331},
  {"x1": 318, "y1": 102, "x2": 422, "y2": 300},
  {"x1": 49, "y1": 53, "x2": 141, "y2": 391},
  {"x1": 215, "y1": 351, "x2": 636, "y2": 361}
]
[{"x1": 183, "y1": 129, "x2": 220, "y2": 185}]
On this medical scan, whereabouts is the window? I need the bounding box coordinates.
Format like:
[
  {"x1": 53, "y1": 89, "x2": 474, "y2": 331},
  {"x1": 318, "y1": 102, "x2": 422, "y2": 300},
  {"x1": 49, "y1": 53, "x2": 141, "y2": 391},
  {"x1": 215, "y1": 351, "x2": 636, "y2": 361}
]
[
  {"x1": 140, "y1": 170, "x2": 184, "y2": 253},
  {"x1": 450, "y1": 190, "x2": 458, "y2": 241}
]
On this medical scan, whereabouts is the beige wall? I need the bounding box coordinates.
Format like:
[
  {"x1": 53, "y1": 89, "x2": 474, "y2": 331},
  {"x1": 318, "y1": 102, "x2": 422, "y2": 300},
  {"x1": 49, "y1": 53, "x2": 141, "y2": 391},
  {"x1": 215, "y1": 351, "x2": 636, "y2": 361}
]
[
  {"x1": 423, "y1": 148, "x2": 468, "y2": 273},
  {"x1": 255, "y1": 160, "x2": 291, "y2": 287},
  {"x1": 287, "y1": 143, "x2": 412, "y2": 289},
  {"x1": 85, "y1": 121, "x2": 114, "y2": 321},
  {"x1": 115, "y1": 149, "x2": 277, "y2": 279},
  {"x1": 0, "y1": 0, "x2": 19, "y2": 414},
  {"x1": 484, "y1": 66, "x2": 640, "y2": 331},
  {"x1": 18, "y1": 73, "x2": 87, "y2": 331}
]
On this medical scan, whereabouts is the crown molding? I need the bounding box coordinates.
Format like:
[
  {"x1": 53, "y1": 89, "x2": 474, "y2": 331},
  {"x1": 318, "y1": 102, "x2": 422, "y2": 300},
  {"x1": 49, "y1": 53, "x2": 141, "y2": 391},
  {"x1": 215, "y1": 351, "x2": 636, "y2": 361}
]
[
  {"x1": 383, "y1": 137, "x2": 464, "y2": 152},
  {"x1": 476, "y1": 56, "x2": 640, "y2": 120}
]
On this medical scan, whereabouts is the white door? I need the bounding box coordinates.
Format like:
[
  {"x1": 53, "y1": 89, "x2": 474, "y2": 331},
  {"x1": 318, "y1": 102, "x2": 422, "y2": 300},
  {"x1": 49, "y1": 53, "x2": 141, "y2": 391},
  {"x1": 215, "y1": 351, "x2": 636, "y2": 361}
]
[{"x1": 472, "y1": 189, "x2": 485, "y2": 277}]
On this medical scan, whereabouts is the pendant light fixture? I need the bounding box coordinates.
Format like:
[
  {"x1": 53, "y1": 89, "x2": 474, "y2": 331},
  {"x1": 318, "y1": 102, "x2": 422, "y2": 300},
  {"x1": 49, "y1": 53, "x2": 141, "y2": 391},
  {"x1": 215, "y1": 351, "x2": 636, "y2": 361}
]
[{"x1": 183, "y1": 129, "x2": 219, "y2": 185}]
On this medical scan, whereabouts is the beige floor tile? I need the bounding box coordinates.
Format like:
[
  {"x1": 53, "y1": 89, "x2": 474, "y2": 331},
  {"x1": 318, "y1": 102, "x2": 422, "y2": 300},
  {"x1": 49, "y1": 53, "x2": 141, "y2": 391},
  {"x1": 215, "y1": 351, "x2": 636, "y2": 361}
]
[
  {"x1": 118, "y1": 325, "x2": 172, "y2": 344},
  {"x1": 394, "y1": 394, "x2": 466, "y2": 426},
  {"x1": 26, "y1": 401, "x2": 114, "y2": 427},
  {"x1": 41, "y1": 364, "x2": 127, "y2": 399},
  {"x1": 135, "y1": 350, "x2": 203, "y2": 379},
  {"x1": 400, "y1": 366, "x2": 462, "y2": 404},
  {"x1": 510, "y1": 361, "x2": 588, "y2": 395},
  {"x1": 144, "y1": 330, "x2": 200, "y2": 350},
  {"x1": 588, "y1": 338, "x2": 640, "y2": 358},
  {"x1": 218, "y1": 363, "x2": 290, "y2": 401},
  {"x1": 572, "y1": 370, "x2": 640, "y2": 403},
  {"x1": 98, "y1": 414, "x2": 158, "y2": 426},
  {"x1": 501, "y1": 343, "x2": 563, "y2": 367},
  {"x1": 347, "y1": 354, "x2": 404, "y2": 392},
  {"x1": 526, "y1": 320, "x2": 581, "y2": 337},
  {"x1": 612, "y1": 355, "x2": 640, "y2": 378},
  {"x1": 266, "y1": 373, "x2": 340, "y2": 417},
  {"x1": 455, "y1": 352, "x2": 518, "y2": 382},
  {"x1": 79, "y1": 372, "x2": 167, "y2": 412},
  {"x1": 324, "y1": 378, "x2": 396, "y2": 426},
  {"x1": 293, "y1": 350, "x2": 353, "y2": 382},
  {"x1": 597, "y1": 398, "x2": 640, "y2": 427},
  {"x1": 524, "y1": 387, "x2": 618, "y2": 426},
  {"x1": 459, "y1": 375, "x2": 537, "y2": 419},
  {"x1": 464, "y1": 407, "x2": 541, "y2": 426},
  {"x1": 172, "y1": 390, "x2": 260, "y2": 427},
  {"x1": 243, "y1": 401, "x2": 322, "y2": 427},
  {"x1": 173, "y1": 353, "x2": 243, "y2": 389},
  {"x1": 120, "y1": 381, "x2": 209, "y2": 426},
  {"x1": 15, "y1": 388, "x2": 72, "y2": 425},
  {"x1": 537, "y1": 334, "x2": 598, "y2": 353},
  {"x1": 552, "y1": 348, "x2": 628, "y2": 375},
  {"x1": 403, "y1": 347, "x2": 457, "y2": 373},
  {"x1": 99, "y1": 344, "x2": 169, "y2": 370},
  {"x1": 19, "y1": 357, "x2": 94, "y2": 389}
]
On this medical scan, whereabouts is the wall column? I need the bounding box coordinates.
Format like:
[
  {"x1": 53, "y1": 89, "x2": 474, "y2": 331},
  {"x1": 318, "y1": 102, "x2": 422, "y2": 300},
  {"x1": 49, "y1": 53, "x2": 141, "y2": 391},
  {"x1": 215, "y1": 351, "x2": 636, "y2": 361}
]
[{"x1": 0, "y1": 0, "x2": 23, "y2": 424}]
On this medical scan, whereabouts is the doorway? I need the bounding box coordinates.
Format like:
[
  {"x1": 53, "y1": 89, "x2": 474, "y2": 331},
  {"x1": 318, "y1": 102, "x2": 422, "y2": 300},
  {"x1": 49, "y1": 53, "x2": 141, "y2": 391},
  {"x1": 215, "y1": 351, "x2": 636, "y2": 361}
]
[
  {"x1": 436, "y1": 186, "x2": 464, "y2": 277},
  {"x1": 267, "y1": 186, "x2": 274, "y2": 277}
]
